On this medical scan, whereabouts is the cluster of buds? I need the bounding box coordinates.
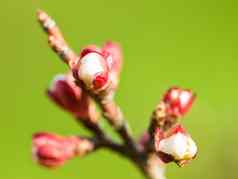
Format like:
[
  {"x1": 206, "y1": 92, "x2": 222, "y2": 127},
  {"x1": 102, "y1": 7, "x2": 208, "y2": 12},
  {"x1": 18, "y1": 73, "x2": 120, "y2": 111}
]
[
  {"x1": 32, "y1": 132, "x2": 95, "y2": 168},
  {"x1": 154, "y1": 125, "x2": 197, "y2": 166},
  {"x1": 72, "y1": 41, "x2": 123, "y2": 100},
  {"x1": 35, "y1": 10, "x2": 199, "y2": 179},
  {"x1": 149, "y1": 87, "x2": 197, "y2": 166},
  {"x1": 47, "y1": 73, "x2": 98, "y2": 122}
]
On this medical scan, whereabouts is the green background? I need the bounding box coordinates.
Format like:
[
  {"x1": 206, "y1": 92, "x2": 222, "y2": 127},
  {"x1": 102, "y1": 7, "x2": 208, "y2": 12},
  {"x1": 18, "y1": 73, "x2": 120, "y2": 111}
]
[{"x1": 1, "y1": 0, "x2": 238, "y2": 178}]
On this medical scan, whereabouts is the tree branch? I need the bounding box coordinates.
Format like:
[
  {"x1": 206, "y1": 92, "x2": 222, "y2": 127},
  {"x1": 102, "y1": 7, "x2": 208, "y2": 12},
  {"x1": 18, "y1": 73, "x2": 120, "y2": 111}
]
[{"x1": 35, "y1": 10, "x2": 197, "y2": 179}]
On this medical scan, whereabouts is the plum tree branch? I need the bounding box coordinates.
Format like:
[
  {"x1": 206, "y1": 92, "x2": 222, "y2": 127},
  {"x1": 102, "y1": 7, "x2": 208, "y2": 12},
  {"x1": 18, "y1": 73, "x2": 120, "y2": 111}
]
[{"x1": 34, "y1": 9, "x2": 198, "y2": 179}]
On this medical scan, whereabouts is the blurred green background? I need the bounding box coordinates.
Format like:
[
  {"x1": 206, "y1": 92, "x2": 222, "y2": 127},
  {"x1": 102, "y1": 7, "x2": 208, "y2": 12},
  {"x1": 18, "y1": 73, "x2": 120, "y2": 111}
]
[{"x1": 1, "y1": 0, "x2": 238, "y2": 178}]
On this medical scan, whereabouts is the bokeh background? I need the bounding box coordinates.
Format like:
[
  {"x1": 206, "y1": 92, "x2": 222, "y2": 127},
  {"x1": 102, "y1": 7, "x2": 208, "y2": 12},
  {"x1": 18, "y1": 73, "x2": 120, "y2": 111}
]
[{"x1": 1, "y1": 0, "x2": 238, "y2": 178}]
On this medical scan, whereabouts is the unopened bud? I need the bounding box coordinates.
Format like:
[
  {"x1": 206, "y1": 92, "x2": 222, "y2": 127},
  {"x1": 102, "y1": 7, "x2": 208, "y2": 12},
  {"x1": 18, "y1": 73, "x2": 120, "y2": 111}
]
[
  {"x1": 47, "y1": 73, "x2": 98, "y2": 122},
  {"x1": 155, "y1": 125, "x2": 197, "y2": 166},
  {"x1": 76, "y1": 41, "x2": 123, "y2": 97},
  {"x1": 32, "y1": 132, "x2": 76, "y2": 168},
  {"x1": 163, "y1": 87, "x2": 196, "y2": 117},
  {"x1": 32, "y1": 132, "x2": 94, "y2": 168},
  {"x1": 78, "y1": 52, "x2": 109, "y2": 90}
]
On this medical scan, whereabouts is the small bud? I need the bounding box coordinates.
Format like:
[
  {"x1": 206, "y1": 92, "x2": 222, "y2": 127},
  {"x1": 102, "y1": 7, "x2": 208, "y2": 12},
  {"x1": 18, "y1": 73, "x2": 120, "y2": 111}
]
[
  {"x1": 163, "y1": 87, "x2": 196, "y2": 117},
  {"x1": 75, "y1": 41, "x2": 123, "y2": 97},
  {"x1": 47, "y1": 73, "x2": 98, "y2": 122},
  {"x1": 32, "y1": 132, "x2": 94, "y2": 168},
  {"x1": 32, "y1": 132, "x2": 77, "y2": 168},
  {"x1": 78, "y1": 52, "x2": 109, "y2": 90},
  {"x1": 155, "y1": 125, "x2": 197, "y2": 166}
]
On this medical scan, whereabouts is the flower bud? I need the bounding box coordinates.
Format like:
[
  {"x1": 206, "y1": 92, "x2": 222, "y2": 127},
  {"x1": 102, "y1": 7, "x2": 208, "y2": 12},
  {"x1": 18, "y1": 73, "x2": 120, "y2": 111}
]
[
  {"x1": 32, "y1": 132, "x2": 94, "y2": 168},
  {"x1": 32, "y1": 132, "x2": 77, "y2": 168},
  {"x1": 76, "y1": 41, "x2": 123, "y2": 96},
  {"x1": 163, "y1": 87, "x2": 196, "y2": 117},
  {"x1": 154, "y1": 125, "x2": 197, "y2": 166},
  {"x1": 47, "y1": 73, "x2": 98, "y2": 122},
  {"x1": 78, "y1": 51, "x2": 109, "y2": 90}
]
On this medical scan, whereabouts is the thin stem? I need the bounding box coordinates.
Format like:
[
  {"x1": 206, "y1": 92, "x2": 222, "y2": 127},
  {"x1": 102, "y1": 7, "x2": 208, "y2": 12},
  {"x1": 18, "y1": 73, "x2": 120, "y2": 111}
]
[
  {"x1": 144, "y1": 102, "x2": 178, "y2": 153},
  {"x1": 78, "y1": 119, "x2": 105, "y2": 137},
  {"x1": 98, "y1": 136, "x2": 129, "y2": 158},
  {"x1": 99, "y1": 100, "x2": 139, "y2": 151},
  {"x1": 78, "y1": 118, "x2": 131, "y2": 158},
  {"x1": 144, "y1": 154, "x2": 166, "y2": 179},
  {"x1": 76, "y1": 82, "x2": 139, "y2": 154},
  {"x1": 37, "y1": 9, "x2": 78, "y2": 67}
]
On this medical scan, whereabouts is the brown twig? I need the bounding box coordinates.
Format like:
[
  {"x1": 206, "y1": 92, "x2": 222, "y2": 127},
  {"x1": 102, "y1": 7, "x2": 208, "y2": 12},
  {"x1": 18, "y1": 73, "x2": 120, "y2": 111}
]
[
  {"x1": 37, "y1": 9, "x2": 78, "y2": 68},
  {"x1": 97, "y1": 99, "x2": 140, "y2": 153},
  {"x1": 77, "y1": 119, "x2": 130, "y2": 158}
]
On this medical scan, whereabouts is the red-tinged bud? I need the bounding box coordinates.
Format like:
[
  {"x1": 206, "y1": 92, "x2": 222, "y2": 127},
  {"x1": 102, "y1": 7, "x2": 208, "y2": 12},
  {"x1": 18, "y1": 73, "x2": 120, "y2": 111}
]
[
  {"x1": 47, "y1": 73, "x2": 98, "y2": 122},
  {"x1": 78, "y1": 52, "x2": 109, "y2": 90},
  {"x1": 32, "y1": 132, "x2": 77, "y2": 168},
  {"x1": 163, "y1": 87, "x2": 196, "y2": 117},
  {"x1": 75, "y1": 41, "x2": 123, "y2": 97},
  {"x1": 32, "y1": 132, "x2": 95, "y2": 168},
  {"x1": 154, "y1": 125, "x2": 197, "y2": 166}
]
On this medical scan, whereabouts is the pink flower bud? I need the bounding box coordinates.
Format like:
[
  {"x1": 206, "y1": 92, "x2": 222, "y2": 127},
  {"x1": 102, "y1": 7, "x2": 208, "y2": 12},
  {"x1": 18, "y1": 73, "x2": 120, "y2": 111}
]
[
  {"x1": 154, "y1": 125, "x2": 197, "y2": 166},
  {"x1": 32, "y1": 132, "x2": 78, "y2": 168},
  {"x1": 163, "y1": 87, "x2": 196, "y2": 117},
  {"x1": 47, "y1": 73, "x2": 98, "y2": 121},
  {"x1": 32, "y1": 132, "x2": 94, "y2": 168},
  {"x1": 76, "y1": 41, "x2": 123, "y2": 94},
  {"x1": 78, "y1": 51, "x2": 109, "y2": 90}
]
